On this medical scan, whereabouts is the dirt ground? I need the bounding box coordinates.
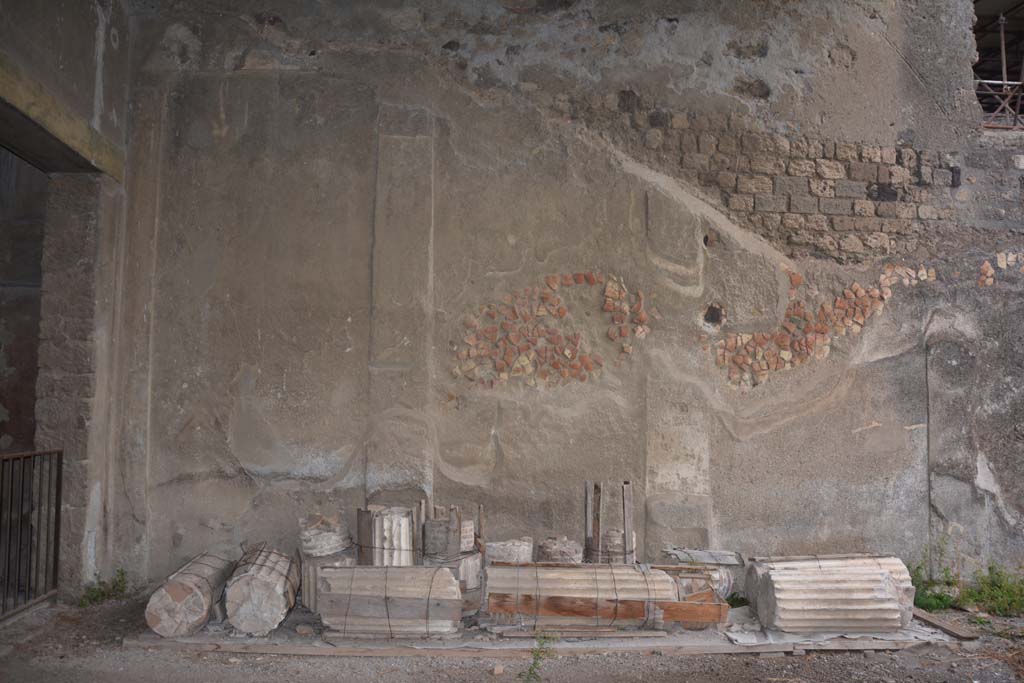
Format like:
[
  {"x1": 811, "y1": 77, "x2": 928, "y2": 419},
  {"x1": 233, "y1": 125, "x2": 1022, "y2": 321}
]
[{"x1": 1, "y1": 595, "x2": 1023, "y2": 683}]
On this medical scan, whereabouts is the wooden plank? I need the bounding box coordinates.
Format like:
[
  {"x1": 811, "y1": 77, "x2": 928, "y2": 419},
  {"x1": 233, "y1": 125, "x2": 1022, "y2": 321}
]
[
  {"x1": 798, "y1": 639, "x2": 920, "y2": 652},
  {"x1": 356, "y1": 509, "x2": 373, "y2": 565},
  {"x1": 413, "y1": 501, "x2": 424, "y2": 557},
  {"x1": 677, "y1": 589, "x2": 717, "y2": 603},
  {"x1": 122, "y1": 635, "x2": 806, "y2": 658},
  {"x1": 655, "y1": 600, "x2": 729, "y2": 624},
  {"x1": 487, "y1": 593, "x2": 727, "y2": 624},
  {"x1": 913, "y1": 607, "x2": 980, "y2": 640},
  {"x1": 490, "y1": 561, "x2": 588, "y2": 569},
  {"x1": 125, "y1": 632, "x2": 925, "y2": 658},
  {"x1": 584, "y1": 481, "x2": 594, "y2": 561},
  {"x1": 662, "y1": 548, "x2": 742, "y2": 566},
  {"x1": 488, "y1": 593, "x2": 646, "y2": 619},
  {"x1": 477, "y1": 504, "x2": 485, "y2": 545},
  {"x1": 750, "y1": 553, "x2": 873, "y2": 563},
  {"x1": 500, "y1": 629, "x2": 668, "y2": 639},
  {"x1": 622, "y1": 481, "x2": 634, "y2": 565}
]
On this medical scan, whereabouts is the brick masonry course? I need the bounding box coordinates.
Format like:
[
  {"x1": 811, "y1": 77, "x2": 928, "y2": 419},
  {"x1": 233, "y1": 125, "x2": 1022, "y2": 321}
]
[{"x1": 569, "y1": 100, "x2": 972, "y2": 262}]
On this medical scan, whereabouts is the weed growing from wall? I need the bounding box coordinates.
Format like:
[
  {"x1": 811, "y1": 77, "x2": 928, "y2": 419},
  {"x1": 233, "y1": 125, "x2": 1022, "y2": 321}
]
[{"x1": 79, "y1": 568, "x2": 128, "y2": 607}]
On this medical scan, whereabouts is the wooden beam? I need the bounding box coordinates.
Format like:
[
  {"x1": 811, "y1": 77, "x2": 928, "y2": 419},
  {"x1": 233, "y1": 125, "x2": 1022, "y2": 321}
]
[
  {"x1": 486, "y1": 593, "x2": 728, "y2": 624},
  {"x1": 584, "y1": 480, "x2": 594, "y2": 561},
  {"x1": 621, "y1": 481, "x2": 634, "y2": 565},
  {"x1": 913, "y1": 607, "x2": 980, "y2": 640},
  {"x1": 500, "y1": 629, "x2": 667, "y2": 639},
  {"x1": 122, "y1": 634, "x2": 924, "y2": 658},
  {"x1": 356, "y1": 509, "x2": 373, "y2": 565},
  {"x1": 0, "y1": 53, "x2": 124, "y2": 181}
]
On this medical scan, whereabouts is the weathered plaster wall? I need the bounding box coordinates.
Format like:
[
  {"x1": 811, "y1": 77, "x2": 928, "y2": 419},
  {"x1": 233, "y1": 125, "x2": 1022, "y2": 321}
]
[
  {"x1": 35, "y1": 172, "x2": 126, "y2": 593},
  {"x1": 110, "y1": 0, "x2": 1023, "y2": 583},
  {"x1": 0, "y1": 149, "x2": 47, "y2": 453},
  {"x1": 0, "y1": 1, "x2": 134, "y2": 593},
  {"x1": 0, "y1": 0, "x2": 131, "y2": 147}
]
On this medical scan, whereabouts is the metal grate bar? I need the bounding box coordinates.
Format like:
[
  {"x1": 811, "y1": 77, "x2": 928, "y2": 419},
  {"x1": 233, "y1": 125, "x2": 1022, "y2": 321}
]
[{"x1": 0, "y1": 450, "x2": 63, "y2": 621}]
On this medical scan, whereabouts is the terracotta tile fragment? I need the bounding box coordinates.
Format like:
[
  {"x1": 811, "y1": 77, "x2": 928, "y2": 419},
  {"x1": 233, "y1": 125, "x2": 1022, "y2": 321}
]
[
  {"x1": 584, "y1": 272, "x2": 597, "y2": 286},
  {"x1": 561, "y1": 274, "x2": 574, "y2": 287},
  {"x1": 573, "y1": 272, "x2": 586, "y2": 284}
]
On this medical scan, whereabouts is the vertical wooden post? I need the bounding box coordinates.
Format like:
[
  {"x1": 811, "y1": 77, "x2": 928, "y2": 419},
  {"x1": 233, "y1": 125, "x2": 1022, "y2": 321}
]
[
  {"x1": 593, "y1": 482, "x2": 603, "y2": 564},
  {"x1": 356, "y1": 508, "x2": 373, "y2": 566},
  {"x1": 1001, "y1": 14, "x2": 1010, "y2": 89},
  {"x1": 447, "y1": 506, "x2": 462, "y2": 558},
  {"x1": 584, "y1": 481, "x2": 594, "y2": 562},
  {"x1": 622, "y1": 481, "x2": 635, "y2": 565},
  {"x1": 477, "y1": 503, "x2": 485, "y2": 544}
]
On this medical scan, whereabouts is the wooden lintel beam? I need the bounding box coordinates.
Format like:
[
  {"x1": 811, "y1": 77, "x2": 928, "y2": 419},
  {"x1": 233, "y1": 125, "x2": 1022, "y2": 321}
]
[{"x1": 0, "y1": 53, "x2": 124, "y2": 181}]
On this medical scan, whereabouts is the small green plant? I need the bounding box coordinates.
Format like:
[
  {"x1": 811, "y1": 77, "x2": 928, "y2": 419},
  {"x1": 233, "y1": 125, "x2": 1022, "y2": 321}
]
[
  {"x1": 518, "y1": 632, "x2": 558, "y2": 683},
  {"x1": 726, "y1": 592, "x2": 749, "y2": 608},
  {"x1": 960, "y1": 565, "x2": 1024, "y2": 617},
  {"x1": 910, "y1": 561, "x2": 956, "y2": 612},
  {"x1": 79, "y1": 568, "x2": 128, "y2": 607},
  {"x1": 969, "y1": 616, "x2": 992, "y2": 626}
]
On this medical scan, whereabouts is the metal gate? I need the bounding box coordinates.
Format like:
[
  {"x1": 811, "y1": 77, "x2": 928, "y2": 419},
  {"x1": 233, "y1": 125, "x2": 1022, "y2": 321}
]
[{"x1": 0, "y1": 450, "x2": 62, "y2": 621}]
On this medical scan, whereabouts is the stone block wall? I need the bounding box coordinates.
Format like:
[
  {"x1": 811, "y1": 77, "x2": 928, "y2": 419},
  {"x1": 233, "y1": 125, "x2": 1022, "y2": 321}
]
[
  {"x1": 35, "y1": 174, "x2": 103, "y2": 593},
  {"x1": 51, "y1": 0, "x2": 1024, "y2": 584},
  {"x1": 574, "y1": 100, "x2": 966, "y2": 262}
]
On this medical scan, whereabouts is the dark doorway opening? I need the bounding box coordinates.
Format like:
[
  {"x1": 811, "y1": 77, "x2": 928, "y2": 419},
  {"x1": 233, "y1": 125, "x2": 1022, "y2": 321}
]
[{"x1": 0, "y1": 148, "x2": 47, "y2": 453}]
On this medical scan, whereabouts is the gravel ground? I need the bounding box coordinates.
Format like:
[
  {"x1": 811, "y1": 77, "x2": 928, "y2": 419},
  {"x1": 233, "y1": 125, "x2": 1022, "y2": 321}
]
[{"x1": 1, "y1": 596, "x2": 1021, "y2": 682}]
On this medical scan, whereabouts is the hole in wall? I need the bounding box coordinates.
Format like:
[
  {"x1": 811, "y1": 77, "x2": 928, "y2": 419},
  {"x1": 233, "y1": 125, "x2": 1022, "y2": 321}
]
[{"x1": 703, "y1": 303, "x2": 725, "y2": 326}]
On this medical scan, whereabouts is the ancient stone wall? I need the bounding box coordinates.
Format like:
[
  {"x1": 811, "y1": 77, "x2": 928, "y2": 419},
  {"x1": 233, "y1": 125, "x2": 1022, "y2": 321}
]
[
  {"x1": 30, "y1": 169, "x2": 126, "y2": 596},
  {"x1": 99, "y1": 0, "x2": 1024, "y2": 583}
]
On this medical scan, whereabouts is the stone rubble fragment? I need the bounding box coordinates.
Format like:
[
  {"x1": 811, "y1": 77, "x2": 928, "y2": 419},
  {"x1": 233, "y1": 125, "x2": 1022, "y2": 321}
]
[
  {"x1": 451, "y1": 272, "x2": 652, "y2": 390},
  {"x1": 714, "y1": 263, "x2": 937, "y2": 388}
]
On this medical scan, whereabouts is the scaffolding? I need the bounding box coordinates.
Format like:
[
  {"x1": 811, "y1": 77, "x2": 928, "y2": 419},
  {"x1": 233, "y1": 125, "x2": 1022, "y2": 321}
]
[{"x1": 978, "y1": 14, "x2": 1024, "y2": 130}]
